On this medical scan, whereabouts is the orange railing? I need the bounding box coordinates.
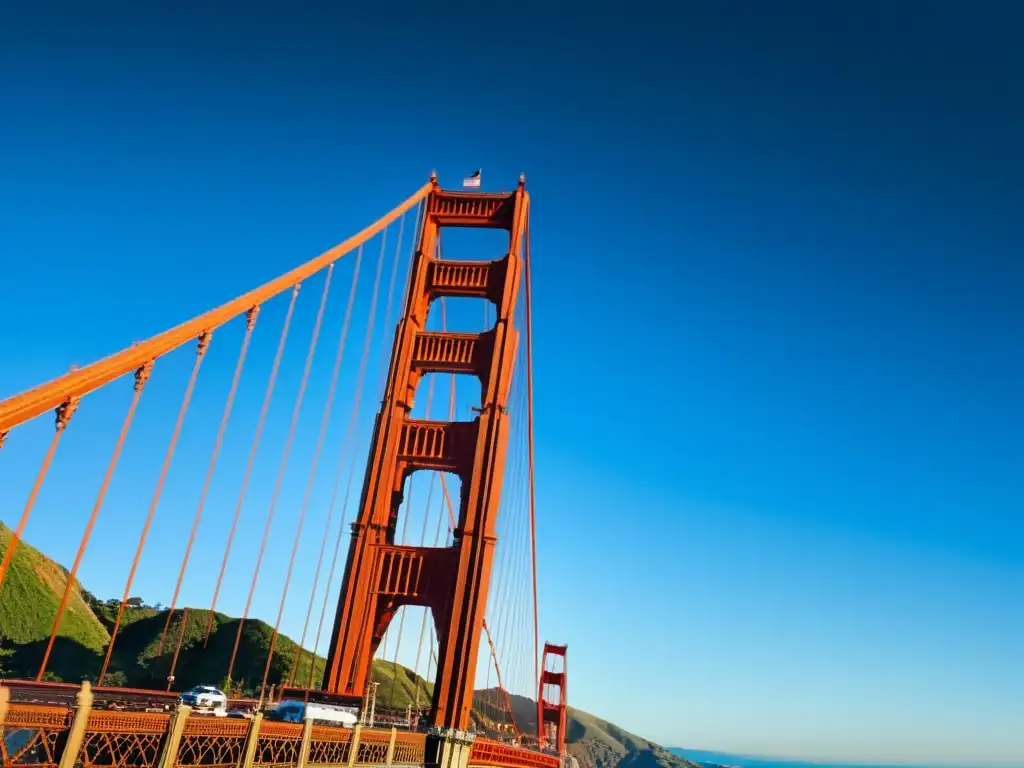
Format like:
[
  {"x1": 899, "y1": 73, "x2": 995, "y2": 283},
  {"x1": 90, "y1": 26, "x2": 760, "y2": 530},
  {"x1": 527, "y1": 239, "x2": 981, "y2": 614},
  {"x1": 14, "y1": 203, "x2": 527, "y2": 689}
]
[
  {"x1": 0, "y1": 694, "x2": 469, "y2": 768},
  {"x1": 469, "y1": 738, "x2": 561, "y2": 768}
]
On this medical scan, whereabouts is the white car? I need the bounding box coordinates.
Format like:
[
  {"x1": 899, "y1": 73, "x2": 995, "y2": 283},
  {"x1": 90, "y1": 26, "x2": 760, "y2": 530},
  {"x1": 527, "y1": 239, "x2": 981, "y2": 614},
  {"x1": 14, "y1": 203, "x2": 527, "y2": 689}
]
[
  {"x1": 178, "y1": 685, "x2": 228, "y2": 712},
  {"x1": 269, "y1": 700, "x2": 358, "y2": 726}
]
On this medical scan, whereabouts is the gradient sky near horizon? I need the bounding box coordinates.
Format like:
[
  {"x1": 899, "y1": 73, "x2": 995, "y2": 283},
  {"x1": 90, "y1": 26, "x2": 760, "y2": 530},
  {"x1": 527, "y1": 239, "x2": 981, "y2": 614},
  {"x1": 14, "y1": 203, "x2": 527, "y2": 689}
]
[{"x1": 1, "y1": 2, "x2": 1022, "y2": 765}]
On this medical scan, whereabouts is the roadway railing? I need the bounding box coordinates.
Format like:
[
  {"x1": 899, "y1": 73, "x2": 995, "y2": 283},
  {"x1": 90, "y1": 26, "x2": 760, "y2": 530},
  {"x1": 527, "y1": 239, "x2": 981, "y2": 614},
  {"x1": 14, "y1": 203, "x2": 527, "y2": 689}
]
[
  {"x1": 0, "y1": 682, "x2": 560, "y2": 768},
  {"x1": 469, "y1": 739, "x2": 560, "y2": 768}
]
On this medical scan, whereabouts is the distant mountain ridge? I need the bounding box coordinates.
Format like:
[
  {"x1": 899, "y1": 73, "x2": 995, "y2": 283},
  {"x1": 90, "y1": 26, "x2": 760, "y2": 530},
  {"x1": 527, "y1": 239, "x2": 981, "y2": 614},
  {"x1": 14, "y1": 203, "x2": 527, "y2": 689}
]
[{"x1": 0, "y1": 522, "x2": 698, "y2": 768}]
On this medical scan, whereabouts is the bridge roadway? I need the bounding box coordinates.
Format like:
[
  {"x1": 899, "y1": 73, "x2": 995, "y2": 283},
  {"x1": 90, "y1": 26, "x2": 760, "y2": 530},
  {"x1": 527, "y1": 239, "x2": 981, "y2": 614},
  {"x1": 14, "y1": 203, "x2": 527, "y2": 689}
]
[
  {"x1": 0, "y1": 679, "x2": 308, "y2": 712},
  {"x1": 0, "y1": 680, "x2": 563, "y2": 768},
  {"x1": 3, "y1": 680, "x2": 420, "y2": 727}
]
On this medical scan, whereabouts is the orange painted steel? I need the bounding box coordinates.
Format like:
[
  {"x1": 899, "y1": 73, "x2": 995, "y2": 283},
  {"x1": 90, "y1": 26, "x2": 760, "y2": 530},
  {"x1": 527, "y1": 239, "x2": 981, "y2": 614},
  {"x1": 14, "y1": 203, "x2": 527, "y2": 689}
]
[
  {"x1": 301, "y1": 213, "x2": 392, "y2": 696},
  {"x1": 488, "y1": 383, "x2": 530, "y2": 732},
  {"x1": 469, "y1": 739, "x2": 561, "y2": 768},
  {"x1": 367, "y1": 210, "x2": 411, "y2": 674},
  {"x1": 0, "y1": 181, "x2": 432, "y2": 435},
  {"x1": 258, "y1": 260, "x2": 339, "y2": 696},
  {"x1": 166, "y1": 607, "x2": 190, "y2": 690},
  {"x1": 410, "y1": 294, "x2": 455, "y2": 709},
  {"x1": 37, "y1": 363, "x2": 153, "y2": 680},
  {"x1": 0, "y1": 181, "x2": 430, "y2": 663},
  {"x1": 423, "y1": 331, "x2": 519, "y2": 736},
  {"x1": 322, "y1": 178, "x2": 530, "y2": 731},
  {"x1": 158, "y1": 306, "x2": 259, "y2": 659},
  {"x1": 386, "y1": 370, "x2": 436, "y2": 707},
  {"x1": 207, "y1": 282, "x2": 299, "y2": 646},
  {"x1": 0, "y1": 700, "x2": 541, "y2": 768},
  {"x1": 0, "y1": 398, "x2": 78, "y2": 592},
  {"x1": 85, "y1": 710, "x2": 172, "y2": 734},
  {"x1": 307, "y1": 724, "x2": 354, "y2": 768},
  {"x1": 392, "y1": 731, "x2": 427, "y2": 765},
  {"x1": 2, "y1": 702, "x2": 72, "y2": 728},
  {"x1": 537, "y1": 643, "x2": 568, "y2": 753},
  {"x1": 285, "y1": 235, "x2": 371, "y2": 687},
  {"x1": 254, "y1": 720, "x2": 304, "y2": 767},
  {"x1": 482, "y1": 620, "x2": 521, "y2": 741},
  {"x1": 524, "y1": 209, "x2": 542, "y2": 721},
  {"x1": 1, "y1": 702, "x2": 71, "y2": 768},
  {"x1": 177, "y1": 715, "x2": 250, "y2": 768},
  {"x1": 100, "y1": 332, "x2": 211, "y2": 683}
]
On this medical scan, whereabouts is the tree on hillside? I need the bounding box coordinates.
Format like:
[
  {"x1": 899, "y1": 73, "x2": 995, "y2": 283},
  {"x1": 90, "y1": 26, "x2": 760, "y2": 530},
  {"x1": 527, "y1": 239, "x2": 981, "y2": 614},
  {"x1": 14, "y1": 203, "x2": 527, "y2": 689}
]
[
  {"x1": 101, "y1": 671, "x2": 128, "y2": 687},
  {"x1": 0, "y1": 645, "x2": 14, "y2": 677}
]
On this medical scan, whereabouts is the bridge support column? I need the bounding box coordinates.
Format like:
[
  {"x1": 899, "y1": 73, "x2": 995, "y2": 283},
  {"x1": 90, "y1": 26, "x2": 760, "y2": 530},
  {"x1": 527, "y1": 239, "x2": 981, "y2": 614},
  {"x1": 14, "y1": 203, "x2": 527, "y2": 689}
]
[
  {"x1": 425, "y1": 728, "x2": 475, "y2": 768},
  {"x1": 297, "y1": 718, "x2": 314, "y2": 768},
  {"x1": 241, "y1": 712, "x2": 263, "y2": 768},
  {"x1": 157, "y1": 704, "x2": 192, "y2": 768},
  {"x1": 347, "y1": 724, "x2": 362, "y2": 768},
  {"x1": 385, "y1": 727, "x2": 398, "y2": 767},
  {"x1": 58, "y1": 681, "x2": 93, "y2": 768}
]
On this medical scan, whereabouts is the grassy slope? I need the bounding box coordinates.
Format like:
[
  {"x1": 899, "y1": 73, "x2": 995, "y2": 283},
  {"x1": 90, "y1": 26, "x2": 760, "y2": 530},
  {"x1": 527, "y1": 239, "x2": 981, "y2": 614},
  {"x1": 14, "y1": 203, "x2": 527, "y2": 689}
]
[
  {"x1": 370, "y1": 659, "x2": 434, "y2": 710},
  {"x1": 0, "y1": 526, "x2": 694, "y2": 768},
  {"x1": 0, "y1": 523, "x2": 110, "y2": 680}
]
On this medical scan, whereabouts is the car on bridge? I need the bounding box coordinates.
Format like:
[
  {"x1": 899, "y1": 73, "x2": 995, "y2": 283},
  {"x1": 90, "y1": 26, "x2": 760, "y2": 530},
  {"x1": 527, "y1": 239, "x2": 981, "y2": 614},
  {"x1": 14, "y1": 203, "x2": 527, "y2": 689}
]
[
  {"x1": 178, "y1": 685, "x2": 228, "y2": 713},
  {"x1": 267, "y1": 700, "x2": 359, "y2": 726}
]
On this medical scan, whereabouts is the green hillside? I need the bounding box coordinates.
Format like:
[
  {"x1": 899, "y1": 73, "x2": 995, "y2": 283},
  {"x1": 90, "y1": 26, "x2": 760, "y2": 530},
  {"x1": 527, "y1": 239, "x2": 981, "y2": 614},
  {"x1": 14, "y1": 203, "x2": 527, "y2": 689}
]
[
  {"x1": 492, "y1": 692, "x2": 700, "y2": 768},
  {"x1": 0, "y1": 524, "x2": 696, "y2": 768},
  {"x1": 0, "y1": 523, "x2": 111, "y2": 680},
  {"x1": 370, "y1": 658, "x2": 434, "y2": 710}
]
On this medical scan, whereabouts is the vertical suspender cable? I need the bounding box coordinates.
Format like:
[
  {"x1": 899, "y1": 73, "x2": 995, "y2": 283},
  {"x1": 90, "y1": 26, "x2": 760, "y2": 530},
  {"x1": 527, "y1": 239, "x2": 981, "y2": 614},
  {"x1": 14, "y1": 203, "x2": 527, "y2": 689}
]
[
  {"x1": 205, "y1": 285, "x2": 301, "y2": 648},
  {"x1": 304, "y1": 220, "x2": 391, "y2": 695},
  {"x1": 37, "y1": 362, "x2": 154, "y2": 680},
  {"x1": 159, "y1": 306, "x2": 259, "y2": 662},
  {"x1": 523, "y1": 208, "x2": 542, "y2": 715},
  {"x1": 0, "y1": 397, "x2": 79, "y2": 592},
  {"x1": 286, "y1": 243, "x2": 364, "y2": 686},
  {"x1": 99, "y1": 332, "x2": 211, "y2": 683},
  {"x1": 253, "y1": 262, "x2": 337, "y2": 696}
]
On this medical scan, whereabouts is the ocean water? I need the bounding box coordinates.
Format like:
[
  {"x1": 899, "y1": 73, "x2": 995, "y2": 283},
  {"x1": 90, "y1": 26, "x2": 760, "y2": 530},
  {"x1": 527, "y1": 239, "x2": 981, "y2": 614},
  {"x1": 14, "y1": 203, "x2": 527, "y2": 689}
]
[{"x1": 668, "y1": 748, "x2": 994, "y2": 768}]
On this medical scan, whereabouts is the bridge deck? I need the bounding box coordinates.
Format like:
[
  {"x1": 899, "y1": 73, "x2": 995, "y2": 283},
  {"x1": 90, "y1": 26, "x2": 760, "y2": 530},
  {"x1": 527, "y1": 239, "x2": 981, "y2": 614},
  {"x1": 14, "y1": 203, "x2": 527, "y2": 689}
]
[{"x1": 0, "y1": 696, "x2": 561, "y2": 768}]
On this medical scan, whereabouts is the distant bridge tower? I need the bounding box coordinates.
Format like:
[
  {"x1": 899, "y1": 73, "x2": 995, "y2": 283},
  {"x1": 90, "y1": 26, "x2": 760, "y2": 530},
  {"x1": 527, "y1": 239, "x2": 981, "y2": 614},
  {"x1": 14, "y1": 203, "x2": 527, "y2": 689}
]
[
  {"x1": 321, "y1": 176, "x2": 530, "y2": 732},
  {"x1": 538, "y1": 643, "x2": 568, "y2": 753}
]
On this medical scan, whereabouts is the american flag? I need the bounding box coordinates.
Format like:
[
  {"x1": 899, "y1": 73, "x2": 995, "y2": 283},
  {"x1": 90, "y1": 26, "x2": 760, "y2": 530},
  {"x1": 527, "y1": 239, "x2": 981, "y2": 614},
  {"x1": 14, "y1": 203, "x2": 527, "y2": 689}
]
[{"x1": 462, "y1": 169, "x2": 481, "y2": 188}]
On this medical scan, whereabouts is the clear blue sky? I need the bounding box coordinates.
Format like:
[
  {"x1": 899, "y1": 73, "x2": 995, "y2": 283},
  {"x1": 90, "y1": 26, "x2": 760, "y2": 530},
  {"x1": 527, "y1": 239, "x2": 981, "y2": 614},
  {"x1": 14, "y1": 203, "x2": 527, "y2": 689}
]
[{"x1": 1, "y1": 2, "x2": 1022, "y2": 765}]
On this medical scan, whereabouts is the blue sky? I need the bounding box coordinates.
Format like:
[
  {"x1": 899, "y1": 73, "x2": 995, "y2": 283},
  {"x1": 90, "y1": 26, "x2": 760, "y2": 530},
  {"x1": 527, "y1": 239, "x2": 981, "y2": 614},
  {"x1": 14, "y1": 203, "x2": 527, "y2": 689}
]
[{"x1": 0, "y1": 2, "x2": 1022, "y2": 765}]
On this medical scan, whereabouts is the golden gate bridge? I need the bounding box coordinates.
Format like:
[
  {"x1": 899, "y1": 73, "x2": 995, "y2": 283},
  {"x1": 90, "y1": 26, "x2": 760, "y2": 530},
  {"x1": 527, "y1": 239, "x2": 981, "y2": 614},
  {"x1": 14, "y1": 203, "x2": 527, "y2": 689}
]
[{"x1": 0, "y1": 174, "x2": 570, "y2": 768}]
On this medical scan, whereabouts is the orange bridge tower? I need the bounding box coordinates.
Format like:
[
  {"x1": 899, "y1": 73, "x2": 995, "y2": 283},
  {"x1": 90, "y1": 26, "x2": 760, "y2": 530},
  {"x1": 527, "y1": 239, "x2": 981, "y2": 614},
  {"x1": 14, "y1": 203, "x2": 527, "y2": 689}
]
[
  {"x1": 322, "y1": 174, "x2": 530, "y2": 732},
  {"x1": 538, "y1": 643, "x2": 568, "y2": 753}
]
